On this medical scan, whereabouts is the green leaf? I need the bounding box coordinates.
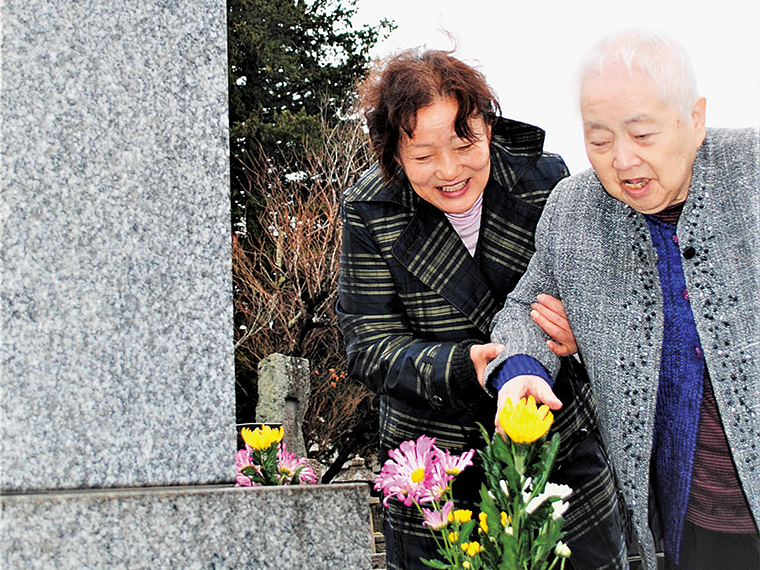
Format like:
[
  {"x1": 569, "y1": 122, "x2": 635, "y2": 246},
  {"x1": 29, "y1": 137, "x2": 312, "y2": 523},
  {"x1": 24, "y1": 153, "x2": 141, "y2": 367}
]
[
  {"x1": 420, "y1": 557, "x2": 448, "y2": 569},
  {"x1": 477, "y1": 422, "x2": 492, "y2": 447},
  {"x1": 523, "y1": 502, "x2": 553, "y2": 532},
  {"x1": 458, "y1": 519, "x2": 477, "y2": 543},
  {"x1": 533, "y1": 434, "x2": 561, "y2": 491},
  {"x1": 479, "y1": 486, "x2": 501, "y2": 525}
]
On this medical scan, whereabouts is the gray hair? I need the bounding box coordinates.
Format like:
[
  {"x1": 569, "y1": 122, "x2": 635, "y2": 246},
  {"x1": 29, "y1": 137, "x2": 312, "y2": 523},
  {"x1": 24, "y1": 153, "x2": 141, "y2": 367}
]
[{"x1": 578, "y1": 29, "x2": 700, "y2": 118}]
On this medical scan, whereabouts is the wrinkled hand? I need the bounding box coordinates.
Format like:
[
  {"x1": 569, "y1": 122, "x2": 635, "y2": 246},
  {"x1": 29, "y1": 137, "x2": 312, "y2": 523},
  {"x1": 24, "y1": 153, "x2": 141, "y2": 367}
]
[
  {"x1": 530, "y1": 294, "x2": 578, "y2": 357},
  {"x1": 495, "y1": 374, "x2": 563, "y2": 435},
  {"x1": 470, "y1": 343, "x2": 505, "y2": 389}
]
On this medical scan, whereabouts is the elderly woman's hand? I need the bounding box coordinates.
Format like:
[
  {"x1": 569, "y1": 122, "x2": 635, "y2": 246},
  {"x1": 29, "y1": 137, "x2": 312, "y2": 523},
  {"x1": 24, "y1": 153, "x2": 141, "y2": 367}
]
[
  {"x1": 530, "y1": 294, "x2": 578, "y2": 357},
  {"x1": 495, "y1": 374, "x2": 563, "y2": 435}
]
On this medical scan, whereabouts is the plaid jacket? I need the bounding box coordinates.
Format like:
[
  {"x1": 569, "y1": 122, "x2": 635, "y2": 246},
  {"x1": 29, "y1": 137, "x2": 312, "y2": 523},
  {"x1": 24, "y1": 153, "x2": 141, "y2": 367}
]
[{"x1": 338, "y1": 119, "x2": 626, "y2": 569}]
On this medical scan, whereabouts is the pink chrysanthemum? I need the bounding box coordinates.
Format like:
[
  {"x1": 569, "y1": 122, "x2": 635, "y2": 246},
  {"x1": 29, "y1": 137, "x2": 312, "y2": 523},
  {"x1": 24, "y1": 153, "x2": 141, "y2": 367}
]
[
  {"x1": 374, "y1": 435, "x2": 445, "y2": 506},
  {"x1": 298, "y1": 465, "x2": 318, "y2": 485},
  {"x1": 235, "y1": 446, "x2": 252, "y2": 470},
  {"x1": 422, "y1": 459, "x2": 453, "y2": 504},
  {"x1": 277, "y1": 442, "x2": 317, "y2": 485},
  {"x1": 235, "y1": 472, "x2": 253, "y2": 487},
  {"x1": 422, "y1": 500, "x2": 454, "y2": 530},
  {"x1": 423, "y1": 480, "x2": 450, "y2": 504},
  {"x1": 439, "y1": 448, "x2": 475, "y2": 476}
]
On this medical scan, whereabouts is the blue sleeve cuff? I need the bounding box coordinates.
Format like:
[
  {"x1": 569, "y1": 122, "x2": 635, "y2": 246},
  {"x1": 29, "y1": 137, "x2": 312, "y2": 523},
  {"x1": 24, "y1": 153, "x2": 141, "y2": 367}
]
[{"x1": 488, "y1": 354, "x2": 553, "y2": 393}]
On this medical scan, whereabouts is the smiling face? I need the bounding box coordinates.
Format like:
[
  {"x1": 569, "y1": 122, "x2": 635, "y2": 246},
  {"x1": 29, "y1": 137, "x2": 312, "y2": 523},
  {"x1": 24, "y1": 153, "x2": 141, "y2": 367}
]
[
  {"x1": 397, "y1": 98, "x2": 491, "y2": 214},
  {"x1": 581, "y1": 66, "x2": 706, "y2": 214}
]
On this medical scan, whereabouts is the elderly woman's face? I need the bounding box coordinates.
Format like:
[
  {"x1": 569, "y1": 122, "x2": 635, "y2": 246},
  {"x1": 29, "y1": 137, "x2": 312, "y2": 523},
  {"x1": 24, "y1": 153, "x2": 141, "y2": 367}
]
[
  {"x1": 397, "y1": 98, "x2": 491, "y2": 214},
  {"x1": 581, "y1": 66, "x2": 706, "y2": 214}
]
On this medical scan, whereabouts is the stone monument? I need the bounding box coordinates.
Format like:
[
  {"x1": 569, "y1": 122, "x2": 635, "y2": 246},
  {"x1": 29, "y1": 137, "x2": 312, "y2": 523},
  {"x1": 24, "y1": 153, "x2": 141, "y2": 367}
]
[
  {"x1": 0, "y1": 1, "x2": 371, "y2": 567},
  {"x1": 1, "y1": 0, "x2": 233, "y2": 494},
  {"x1": 257, "y1": 353, "x2": 312, "y2": 458}
]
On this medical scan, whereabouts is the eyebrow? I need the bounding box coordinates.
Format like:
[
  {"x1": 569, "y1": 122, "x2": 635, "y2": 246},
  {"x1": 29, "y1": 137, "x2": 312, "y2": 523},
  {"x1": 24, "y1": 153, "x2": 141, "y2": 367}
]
[
  {"x1": 584, "y1": 114, "x2": 655, "y2": 131},
  {"x1": 624, "y1": 114, "x2": 655, "y2": 126},
  {"x1": 404, "y1": 141, "x2": 437, "y2": 149},
  {"x1": 404, "y1": 133, "x2": 474, "y2": 148}
]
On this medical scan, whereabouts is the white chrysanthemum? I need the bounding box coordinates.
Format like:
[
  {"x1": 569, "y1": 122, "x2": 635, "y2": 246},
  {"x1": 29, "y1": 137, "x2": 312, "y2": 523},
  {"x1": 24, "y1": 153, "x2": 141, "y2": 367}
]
[
  {"x1": 525, "y1": 482, "x2": 573, "y2": 519},
  {"x1": 555, "y1": 541, "x2": 572, "y2": 558}
]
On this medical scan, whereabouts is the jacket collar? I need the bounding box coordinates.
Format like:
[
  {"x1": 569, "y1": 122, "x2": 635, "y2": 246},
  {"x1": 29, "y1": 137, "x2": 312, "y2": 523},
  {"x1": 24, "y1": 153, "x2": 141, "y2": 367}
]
[
  {"x1": 391, "y1": 198, "x2": 499, "y2": 335},
  {"x1": 385, "y1": 118, "x2": 547, "y2": 335}
]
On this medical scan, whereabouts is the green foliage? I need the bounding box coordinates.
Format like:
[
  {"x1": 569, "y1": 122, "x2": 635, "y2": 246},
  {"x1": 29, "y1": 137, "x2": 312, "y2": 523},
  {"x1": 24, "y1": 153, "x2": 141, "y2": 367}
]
[
  {"x1": 421, "y1": 508, "x2": 483, "y2": 570},
  {"x1": 227, "y1": 0, "x2": 394, "y2": 231},
  {"x1": 242, "y1": 444, "x2": 281, "y2": 486},
  {"x1": 477, "y1": 427, "x2": 569, "y2": 570}
]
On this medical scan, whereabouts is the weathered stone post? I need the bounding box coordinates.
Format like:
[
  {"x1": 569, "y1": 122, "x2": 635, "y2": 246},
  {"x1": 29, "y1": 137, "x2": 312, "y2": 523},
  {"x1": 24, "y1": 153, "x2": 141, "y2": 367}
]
[{"x1": 257, "y1": 353, "x2": 312, "y2": 458}]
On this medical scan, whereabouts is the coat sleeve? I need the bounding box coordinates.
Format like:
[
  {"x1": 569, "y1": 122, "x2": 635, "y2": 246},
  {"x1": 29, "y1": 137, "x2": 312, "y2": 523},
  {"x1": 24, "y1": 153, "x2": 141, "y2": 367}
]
[
  {"x1": 485, "y1": 180, "x2": 566, "y2": 382},
  {"x1": 337, "y1": 197, "x2": 480, "y2": 413}
]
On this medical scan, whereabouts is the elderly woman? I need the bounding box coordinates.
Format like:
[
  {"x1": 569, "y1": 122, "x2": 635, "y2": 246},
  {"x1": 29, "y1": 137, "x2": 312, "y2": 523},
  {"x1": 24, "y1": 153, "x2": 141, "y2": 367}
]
[
  {"x1": 337, "y1": 49, "x2": 626, "y2": 570},
  {"x1": 487, "y1": 30, "x2": 760, "y2": 570}
]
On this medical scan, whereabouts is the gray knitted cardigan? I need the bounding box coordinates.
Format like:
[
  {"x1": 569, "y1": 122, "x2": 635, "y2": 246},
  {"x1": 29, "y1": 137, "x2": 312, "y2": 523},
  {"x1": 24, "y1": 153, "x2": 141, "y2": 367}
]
[{"x1": 487, "y1": 127, "x2": 760, "y2": 570}]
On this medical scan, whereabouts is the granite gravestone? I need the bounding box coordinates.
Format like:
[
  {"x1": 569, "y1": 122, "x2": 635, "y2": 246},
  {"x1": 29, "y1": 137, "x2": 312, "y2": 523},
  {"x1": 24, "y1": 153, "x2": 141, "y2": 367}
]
[
  {"x1": 0, "y1": 1, "x2": 371, "y2": 567},
  {"x1": 1, "y1": 0, "x2": 234, "y2": 492}
]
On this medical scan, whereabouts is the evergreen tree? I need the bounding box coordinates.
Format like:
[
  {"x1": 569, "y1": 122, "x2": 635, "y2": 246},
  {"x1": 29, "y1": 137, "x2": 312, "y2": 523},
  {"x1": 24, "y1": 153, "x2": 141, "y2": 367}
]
[{"x1": 227, "y1": 0, "x2": 393, "y2": 234}]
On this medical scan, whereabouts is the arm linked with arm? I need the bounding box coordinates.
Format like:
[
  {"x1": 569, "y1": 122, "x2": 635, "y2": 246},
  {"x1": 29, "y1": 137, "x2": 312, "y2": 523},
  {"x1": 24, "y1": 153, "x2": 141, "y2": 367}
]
[{"x1": 485, "y1": 186, "x2": 566, "y2": 386}]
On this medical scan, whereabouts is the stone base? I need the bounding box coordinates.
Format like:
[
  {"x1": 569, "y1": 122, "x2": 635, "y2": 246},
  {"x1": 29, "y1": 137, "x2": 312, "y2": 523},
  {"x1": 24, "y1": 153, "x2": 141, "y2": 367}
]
[{"x1": 1, "y1": 483, "x2": 371, "y2": 569}]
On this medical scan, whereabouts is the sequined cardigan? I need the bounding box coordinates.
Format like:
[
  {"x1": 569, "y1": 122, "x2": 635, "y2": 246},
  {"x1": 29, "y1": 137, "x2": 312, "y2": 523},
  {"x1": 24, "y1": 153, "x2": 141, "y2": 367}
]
[{"x1": 487, "y1": 127, "x2": 760, "y2": 570}]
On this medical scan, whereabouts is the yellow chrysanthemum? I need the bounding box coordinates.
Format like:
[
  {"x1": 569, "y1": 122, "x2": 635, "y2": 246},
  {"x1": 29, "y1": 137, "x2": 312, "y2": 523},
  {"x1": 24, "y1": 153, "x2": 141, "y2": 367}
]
[
  {"x1": 464, "y1": 542, "x2": 480, "y2": 556},
  {"x1": 478, "y1": 512, "x2": 488, "y2": 533},
  {"x1": 497, "y1": 396, "x2": 553, "y2": 443},
  {"x1": 451, "y1": 509, "x2": 472, "y2": 524},
  {"x1": 241, "y1": 425, "x2": 284, "y2": 450},
  {"x1": 448, "y1": 532, "x2": 458, "y2": 543}
]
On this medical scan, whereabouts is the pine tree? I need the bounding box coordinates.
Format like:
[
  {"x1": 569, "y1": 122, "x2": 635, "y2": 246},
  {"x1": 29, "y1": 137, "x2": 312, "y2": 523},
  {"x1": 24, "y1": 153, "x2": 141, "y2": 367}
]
[{"x1": 227, "y1": 0, "x2": 393, "y2": 234}]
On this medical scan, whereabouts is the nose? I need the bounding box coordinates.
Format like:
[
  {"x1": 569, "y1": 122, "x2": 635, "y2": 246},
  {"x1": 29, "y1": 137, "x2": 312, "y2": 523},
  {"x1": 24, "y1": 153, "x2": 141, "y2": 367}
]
[
  {"x1": 435, "y1": 151, "x2": 462, "y2": 181},
  {"x1": 612, "y1": 138, "x2": 642, "y2": 171}
]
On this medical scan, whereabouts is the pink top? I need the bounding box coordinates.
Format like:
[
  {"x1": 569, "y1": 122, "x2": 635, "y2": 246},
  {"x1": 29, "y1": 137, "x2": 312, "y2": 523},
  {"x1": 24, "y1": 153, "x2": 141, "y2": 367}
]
[{"x1": 445, "y1": 192, "x2": 483, "y2": 256}]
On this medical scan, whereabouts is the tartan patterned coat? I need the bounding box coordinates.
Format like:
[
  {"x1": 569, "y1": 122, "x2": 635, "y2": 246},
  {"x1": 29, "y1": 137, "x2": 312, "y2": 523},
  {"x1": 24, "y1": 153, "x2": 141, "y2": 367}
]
[{"x1": 338, "y1": 118, "x2": 626, "y2": 570}]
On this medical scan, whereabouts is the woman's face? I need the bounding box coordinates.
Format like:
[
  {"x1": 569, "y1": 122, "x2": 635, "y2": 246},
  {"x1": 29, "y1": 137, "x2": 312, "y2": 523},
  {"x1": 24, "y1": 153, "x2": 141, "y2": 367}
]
[
  {"x1": 581, "y1": 66, "x2": 706, "y2": 214},
  {"x1": 397, "y1": 98, "x2": 491, "y2": 214}
]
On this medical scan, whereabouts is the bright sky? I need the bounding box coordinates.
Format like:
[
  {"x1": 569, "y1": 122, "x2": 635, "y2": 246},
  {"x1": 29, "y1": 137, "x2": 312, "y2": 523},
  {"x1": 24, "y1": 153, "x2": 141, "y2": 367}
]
[{"x1": 353, "y1": 0, "x2": 760, "y2": 174}]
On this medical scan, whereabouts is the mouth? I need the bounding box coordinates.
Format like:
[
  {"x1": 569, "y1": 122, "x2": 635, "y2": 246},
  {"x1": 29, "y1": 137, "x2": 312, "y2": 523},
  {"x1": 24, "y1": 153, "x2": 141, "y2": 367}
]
[
  {"x1": 622, "y1": 178, "x2": 649, "y2": 190},
  {"x1": 437, "y1": 179, "x2": 468, "y2": 193}
]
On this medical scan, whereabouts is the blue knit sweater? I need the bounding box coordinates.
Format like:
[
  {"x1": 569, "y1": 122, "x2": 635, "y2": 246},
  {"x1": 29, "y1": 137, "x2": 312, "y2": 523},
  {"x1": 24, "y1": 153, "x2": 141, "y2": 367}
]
[{"x1": 645, "y1": 215, "x2": 705, "y2": 564}]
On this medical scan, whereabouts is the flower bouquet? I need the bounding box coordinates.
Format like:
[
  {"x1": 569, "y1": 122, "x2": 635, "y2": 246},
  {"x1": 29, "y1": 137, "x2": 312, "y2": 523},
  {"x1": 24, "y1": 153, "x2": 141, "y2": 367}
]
[
  {"x1": 374, "y1": 396, "x2": 571, "y2": 570},
  {"x1": 235, "y1": 425, "x2": 317, "y2": 486},
  {"x1": 373, "y1": 435, "x2": 479, "y2": 568}
]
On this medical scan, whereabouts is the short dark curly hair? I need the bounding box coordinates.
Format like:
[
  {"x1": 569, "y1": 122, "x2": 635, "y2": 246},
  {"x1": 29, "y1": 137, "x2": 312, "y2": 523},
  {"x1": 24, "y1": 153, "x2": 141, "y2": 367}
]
[{"x1": 358, "y1": 49, "x2": 501, "y2": 182}]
